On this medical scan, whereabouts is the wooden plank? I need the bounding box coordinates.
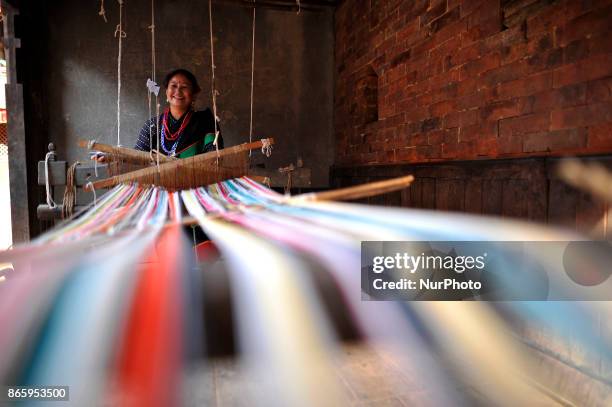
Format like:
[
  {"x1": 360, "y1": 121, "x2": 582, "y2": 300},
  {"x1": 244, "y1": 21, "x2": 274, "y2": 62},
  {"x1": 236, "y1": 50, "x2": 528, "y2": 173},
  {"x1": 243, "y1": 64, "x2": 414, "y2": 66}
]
[
  {"x1": 421, "y1": 178, "x2": 435, "y2": 209},
  {"x1": 435, "y1": 179, "x2": 464, "y2": 212},
  {"x1": 464, "y1": 179, "x2": 483, "y2": 214},
  {"x1": 548, "y1": 180, "x2": 578, "y2": 229},
  {"x1": 482, "y1": 179, "x2": 503, "y2": 216},
  {"x1": 37, "y1": 160, "x2": 67, "y2": 185},
  {"x1": 502, "y1": 179, "x2": 529, "y2": 218}
]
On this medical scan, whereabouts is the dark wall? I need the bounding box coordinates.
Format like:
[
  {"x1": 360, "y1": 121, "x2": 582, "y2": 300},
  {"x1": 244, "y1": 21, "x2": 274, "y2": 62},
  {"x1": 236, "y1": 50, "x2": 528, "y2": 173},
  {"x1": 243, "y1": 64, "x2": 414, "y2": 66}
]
[
  {"x1": 332, "y1": 156, "x2": 612, "y2": 239},
  {"x1": 41, "y1": 0, "x2": 334, "y2": 186}
]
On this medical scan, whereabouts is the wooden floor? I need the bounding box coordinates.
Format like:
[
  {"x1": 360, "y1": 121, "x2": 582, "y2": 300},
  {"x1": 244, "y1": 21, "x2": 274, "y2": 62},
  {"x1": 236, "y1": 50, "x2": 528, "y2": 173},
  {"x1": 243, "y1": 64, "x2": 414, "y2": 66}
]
[{"x1": 181, "y1": 343, "x2": 568, "y2": 406}]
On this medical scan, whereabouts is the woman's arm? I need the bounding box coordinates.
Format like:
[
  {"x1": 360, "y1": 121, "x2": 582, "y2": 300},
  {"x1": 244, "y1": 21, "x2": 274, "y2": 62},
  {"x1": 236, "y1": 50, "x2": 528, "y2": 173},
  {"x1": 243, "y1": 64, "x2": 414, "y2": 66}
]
[{"x1": 134, "y1": 117, "x2": 156, "y2": 152}]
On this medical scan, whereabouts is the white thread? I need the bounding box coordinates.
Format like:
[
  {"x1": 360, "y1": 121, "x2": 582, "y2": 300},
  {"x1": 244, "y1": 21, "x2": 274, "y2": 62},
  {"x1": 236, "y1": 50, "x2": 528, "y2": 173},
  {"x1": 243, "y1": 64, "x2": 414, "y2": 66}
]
[
  {"x1": 115, "y1": 0, "x2": 126, "y2": 147},
  {"x1": 249, "y1": 0, "x2": 256, "y2": 157},
  {"x1": 296, "y1": 0, "x2": 301, "y2": 14},
  {"x1": 44, "y1": 152, "x2": 57, "y2": 208},
  {"x1": 149, "y1": 0, "x2": 160, "y2": 170},
  {"x1": 209, "y1": 0, "x2": 221, "y2": 158},
  {"x1": 261, "y1": 138, "x2": 272, "y2": 157},
  {"x1": 98, "y1": 0, "x2": 108, "y2": 22},
  {"x1": 86, "y1": 182, "x2": 98, "y2": 207}
]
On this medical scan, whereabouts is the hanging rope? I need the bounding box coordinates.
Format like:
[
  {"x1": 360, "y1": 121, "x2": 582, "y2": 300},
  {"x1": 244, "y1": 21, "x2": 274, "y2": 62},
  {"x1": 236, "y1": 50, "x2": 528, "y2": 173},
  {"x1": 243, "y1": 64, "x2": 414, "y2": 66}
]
[
  {"x1": 148, "y1": 0, "x2": 161, "y2": 170},
  {"x1": 296, "y1": 0, "x2": 301, "y2": 14},
  {"x1": 115, "y1": 0, "x2": 127, "y2": 147},
  {"x1": 208, "y1": 0, "x2": 221, "y2": 158},
  {"x1": 44, "y1": 152, "x2": 57, "y2": 209},
  {"x1": 249, "y1": 0, "x2": 256, "y2": 158},
  {"x1": 98, "y1": 0, "x2": 108, "y2": 22}
]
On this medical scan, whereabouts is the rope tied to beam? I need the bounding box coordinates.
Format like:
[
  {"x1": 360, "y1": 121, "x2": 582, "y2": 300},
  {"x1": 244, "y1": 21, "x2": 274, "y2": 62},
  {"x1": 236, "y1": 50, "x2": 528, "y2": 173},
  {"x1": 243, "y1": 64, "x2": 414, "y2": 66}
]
[
  {"x1": 147, "y1": 0, "x2": 161, "y2": 171},
  {"x1": 208, "y1": 0, "x2": 221, "y2": 160},
  {"x1": 98, "y1": 0, "x2": 108, "y2": 22},
  {"x1": 115, "y1": 0, "x2": 126, "y2": 147},
  {"x1": 249, "y1": 0, "x2": 256, "y2": 158},
  {"x1": 44, "y1": 152, "x2": 57, "y2": 209}
]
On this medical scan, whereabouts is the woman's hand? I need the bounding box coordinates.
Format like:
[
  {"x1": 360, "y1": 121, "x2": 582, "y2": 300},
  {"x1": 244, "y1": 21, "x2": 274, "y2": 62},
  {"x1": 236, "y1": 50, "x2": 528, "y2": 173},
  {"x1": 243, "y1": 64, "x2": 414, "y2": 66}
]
[{"x1": 90, "y1": 152, "x2": 107, "y2": 163}]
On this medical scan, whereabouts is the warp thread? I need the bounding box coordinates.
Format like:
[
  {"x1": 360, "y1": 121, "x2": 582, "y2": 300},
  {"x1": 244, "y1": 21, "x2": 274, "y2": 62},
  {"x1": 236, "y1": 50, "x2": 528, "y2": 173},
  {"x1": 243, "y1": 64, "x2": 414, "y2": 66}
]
[{"x1": 62, "y1": 161, "x2": 80, "y2": 219}]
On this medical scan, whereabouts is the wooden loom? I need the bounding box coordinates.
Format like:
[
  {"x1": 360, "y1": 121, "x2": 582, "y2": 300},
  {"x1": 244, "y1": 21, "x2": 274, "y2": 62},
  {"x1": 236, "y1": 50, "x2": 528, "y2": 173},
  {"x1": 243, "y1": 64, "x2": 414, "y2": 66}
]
[{"x1": 82, "y1": 138, "x2": 274, "y2": 191}]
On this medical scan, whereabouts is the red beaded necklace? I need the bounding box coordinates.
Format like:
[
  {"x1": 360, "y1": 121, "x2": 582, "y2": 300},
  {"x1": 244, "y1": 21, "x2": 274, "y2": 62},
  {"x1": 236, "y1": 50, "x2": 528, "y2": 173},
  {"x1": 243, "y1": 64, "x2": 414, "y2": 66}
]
[{"x1": 163, "y1": 109, "x2": 193, "y2": 141}]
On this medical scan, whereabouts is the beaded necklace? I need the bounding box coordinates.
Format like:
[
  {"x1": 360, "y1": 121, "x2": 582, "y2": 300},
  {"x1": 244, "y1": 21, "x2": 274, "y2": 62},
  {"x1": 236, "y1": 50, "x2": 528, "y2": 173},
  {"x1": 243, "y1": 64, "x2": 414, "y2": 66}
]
[{"x1": 161, "y1": 109, "x2": 193, "y2": 156}]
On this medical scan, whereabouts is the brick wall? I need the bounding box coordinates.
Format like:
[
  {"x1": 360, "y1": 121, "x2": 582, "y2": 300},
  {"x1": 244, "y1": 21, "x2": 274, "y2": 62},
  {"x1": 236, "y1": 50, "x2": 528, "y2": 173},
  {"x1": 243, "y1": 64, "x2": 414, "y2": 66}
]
[{"x1": 334, "y1": 0, "x2": 612, "y2": 165}]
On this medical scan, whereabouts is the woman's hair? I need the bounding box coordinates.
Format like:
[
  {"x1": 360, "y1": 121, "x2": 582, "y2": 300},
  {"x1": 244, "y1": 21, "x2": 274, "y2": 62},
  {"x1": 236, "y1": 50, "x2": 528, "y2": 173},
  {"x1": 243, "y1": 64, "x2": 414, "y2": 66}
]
[{"x1": 163, "y1": 69, "x2": 201, "y2": 94}]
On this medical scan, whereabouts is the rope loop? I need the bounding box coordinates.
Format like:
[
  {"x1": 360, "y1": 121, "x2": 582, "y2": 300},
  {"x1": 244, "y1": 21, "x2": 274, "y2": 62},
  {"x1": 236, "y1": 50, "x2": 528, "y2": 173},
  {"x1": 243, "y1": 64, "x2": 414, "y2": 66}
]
[
  {"x1": 85, "y1": 182, "x2": 98, "y2": 207},
  {"x1": 114, "y1": 25, "x2": 127, "y2": 38},
  {"x1": 261, "y1": 138, "x2": 273, "y2": 157},
  {"x1": 44, "y1": 152, "x2": 57, "y2": 208}
]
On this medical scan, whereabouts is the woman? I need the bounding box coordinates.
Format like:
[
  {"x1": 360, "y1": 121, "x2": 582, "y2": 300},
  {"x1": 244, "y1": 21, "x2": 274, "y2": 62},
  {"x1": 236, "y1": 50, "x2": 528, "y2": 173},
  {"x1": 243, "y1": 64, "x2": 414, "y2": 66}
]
[{"x1": 134, "y1": 68, "x2": 223, "y2": 157}]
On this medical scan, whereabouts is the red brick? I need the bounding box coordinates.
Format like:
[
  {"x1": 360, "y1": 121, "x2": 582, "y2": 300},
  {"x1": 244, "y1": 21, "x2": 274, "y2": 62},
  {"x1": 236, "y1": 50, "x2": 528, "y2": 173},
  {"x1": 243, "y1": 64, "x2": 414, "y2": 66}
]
[
  {"x1": 588, "y1": 122, "x2": 612, "y2": 149},
  {"x1": 500, "y1": 42, "x2": 528, "y2": 65},
  {"x1": 563, "y1": 38, "x2": 590, "y2": 64},
  {"x1": 457, "y1": 77, "x2": 478, "y2": 96},
  {"x1": 480, "y1": 99, "x2": 522, "y2": 121},
  {"x1": 477, "y1": 137, "x2": 498, "y2": 155},
  {"x1": 532, "y1": 83, "x2": 587, "y2": 112},
  {"x1": 460, "y1": 52, "x2": 501, "y2": 79},
  {"x1": 526, "y1": 48, "x2": 564, "y2": 72},
  {"x1": 456, "y1": 141, "x2": 478, "y2": 157},
  {"x1": 410, "y1": 133, "x2": 429, "y2": 146},
  {"x1": 429, "y1": 100, "x2": 456, "y2": 117},
  {"x1": 451, "y1": 42, "x2": 482, "y2": 68},
  {"x1": 441, "y1": 142, "x2": 459, "y2": 158},
  {"x1": 429, "y1": 6, "x2": 460, "y2": 34},
  {"x1": 428, "y1": 128, "x2": 458, "y2": 145},
  {"x1": 483, "y1": 59, "x2": 528, "y2": 86},
  {"x1": 497, "y1": 71, "x2": 552, "y2": 99},
  {"x1": 396, "y1": 146, "x2": 417, "y2": 161},
  {"x1": 586, "y1": 77, "x2": 612, "y2": 103},
  {"x1": 462, "y1": 18, "x2": 500, "y2": 45},
  {"x1": 523, "y1": 128, "x2": 587, "y2": 152},
  {"x1": 554, "y1": 5, "x2": 612, "y2": 47},
  {"x1": 484, "y1": 24, "x2": 523, "y2": 50},
  {"x1": 550, "y1": 102, "x2": 612, "y2": 130},
  {"x1": 588, "y1": 32, "x2": 612, "y2": 57},
  {"x1": 498, "y1": 135, "x2": 523, "y2": 154},
  {"x1": 459, "y1": 121, "x2": 498, "y2": 142},
  {"x1": 457, "y1": 88, "x2": 489, "y2": 110},
  {"x1": 431, "y1": 16, "x2": 468, "y2": 46},
  {"x1": 526, "y1": 0, "x2": 583, "y2": 39},
  {"x1": 397, "y1": 19, "x2": 420, "y2": 42},
  {"x1": 443, "y1": 108, "x2": 480, "y2": 129},
  {"x1": 499, "y1": 112, "x2": 550, "y2": 137},
  {"x1": 416, "y1": 144, "x2": 442, "y2": 159},
  {"x1": 421, "y1": 0, "x2": 448, "y2": 27},
  {"x1": 430, "y1": 35, "x2": 462, "y2": 61},
  {"x1": 553, "y1": 53, "x2": 612, "y2": 88}
]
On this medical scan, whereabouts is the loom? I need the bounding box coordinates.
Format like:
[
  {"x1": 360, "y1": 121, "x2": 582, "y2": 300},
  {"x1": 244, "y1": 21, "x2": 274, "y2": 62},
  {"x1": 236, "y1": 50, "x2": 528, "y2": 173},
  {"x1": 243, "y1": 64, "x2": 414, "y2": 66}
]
[{"x1": 37, "y1": 137, "x2": 314, "y2": 221}]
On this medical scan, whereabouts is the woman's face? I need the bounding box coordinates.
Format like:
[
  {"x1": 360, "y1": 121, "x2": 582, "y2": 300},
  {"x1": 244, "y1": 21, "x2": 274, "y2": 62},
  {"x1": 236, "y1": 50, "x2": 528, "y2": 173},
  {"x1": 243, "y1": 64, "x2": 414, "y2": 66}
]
[{"x1": 166, "y1": 74, "x2": 195, "y2": 112}]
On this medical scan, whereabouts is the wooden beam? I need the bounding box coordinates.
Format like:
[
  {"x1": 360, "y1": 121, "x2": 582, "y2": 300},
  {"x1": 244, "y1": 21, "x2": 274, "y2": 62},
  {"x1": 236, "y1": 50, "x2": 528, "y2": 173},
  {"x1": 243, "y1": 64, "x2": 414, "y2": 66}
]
[
  {"x1": 291, "y1": 175, "x2": 415, "y2": 202},
  {"x1": 84, "y1": 138, "x2": 274, "y2": 191},
  {"x1": 78, "y1": 139, "x2": 175, "y2": 164}
]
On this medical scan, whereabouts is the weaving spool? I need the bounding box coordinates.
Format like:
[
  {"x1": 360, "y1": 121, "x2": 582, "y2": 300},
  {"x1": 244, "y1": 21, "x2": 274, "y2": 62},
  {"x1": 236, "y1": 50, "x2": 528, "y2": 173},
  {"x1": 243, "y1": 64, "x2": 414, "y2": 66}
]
[{"x1": 83, "y1": 138, "x2": 274, "y2": 191}]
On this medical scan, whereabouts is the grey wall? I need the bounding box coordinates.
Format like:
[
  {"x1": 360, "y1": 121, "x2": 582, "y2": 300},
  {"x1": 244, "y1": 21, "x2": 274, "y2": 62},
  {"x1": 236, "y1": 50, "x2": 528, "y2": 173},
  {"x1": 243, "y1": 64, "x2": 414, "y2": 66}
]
[{"x1": 44, "y1": 0, "x2": 334, "y2": 186}]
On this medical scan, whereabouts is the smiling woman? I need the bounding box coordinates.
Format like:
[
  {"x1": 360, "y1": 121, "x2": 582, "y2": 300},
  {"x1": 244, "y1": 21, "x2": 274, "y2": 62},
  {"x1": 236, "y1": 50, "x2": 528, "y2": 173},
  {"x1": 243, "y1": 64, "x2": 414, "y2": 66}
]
[{"x1": 134, "y1": 68, "x2": 224, "y2": 158}]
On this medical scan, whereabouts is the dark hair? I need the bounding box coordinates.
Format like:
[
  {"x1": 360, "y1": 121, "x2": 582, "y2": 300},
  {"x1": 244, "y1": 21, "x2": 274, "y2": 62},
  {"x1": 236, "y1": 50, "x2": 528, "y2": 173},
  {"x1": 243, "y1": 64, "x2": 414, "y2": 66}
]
[{"x1": 163, "y1": 69, "x2": 201, "y2": 94}]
